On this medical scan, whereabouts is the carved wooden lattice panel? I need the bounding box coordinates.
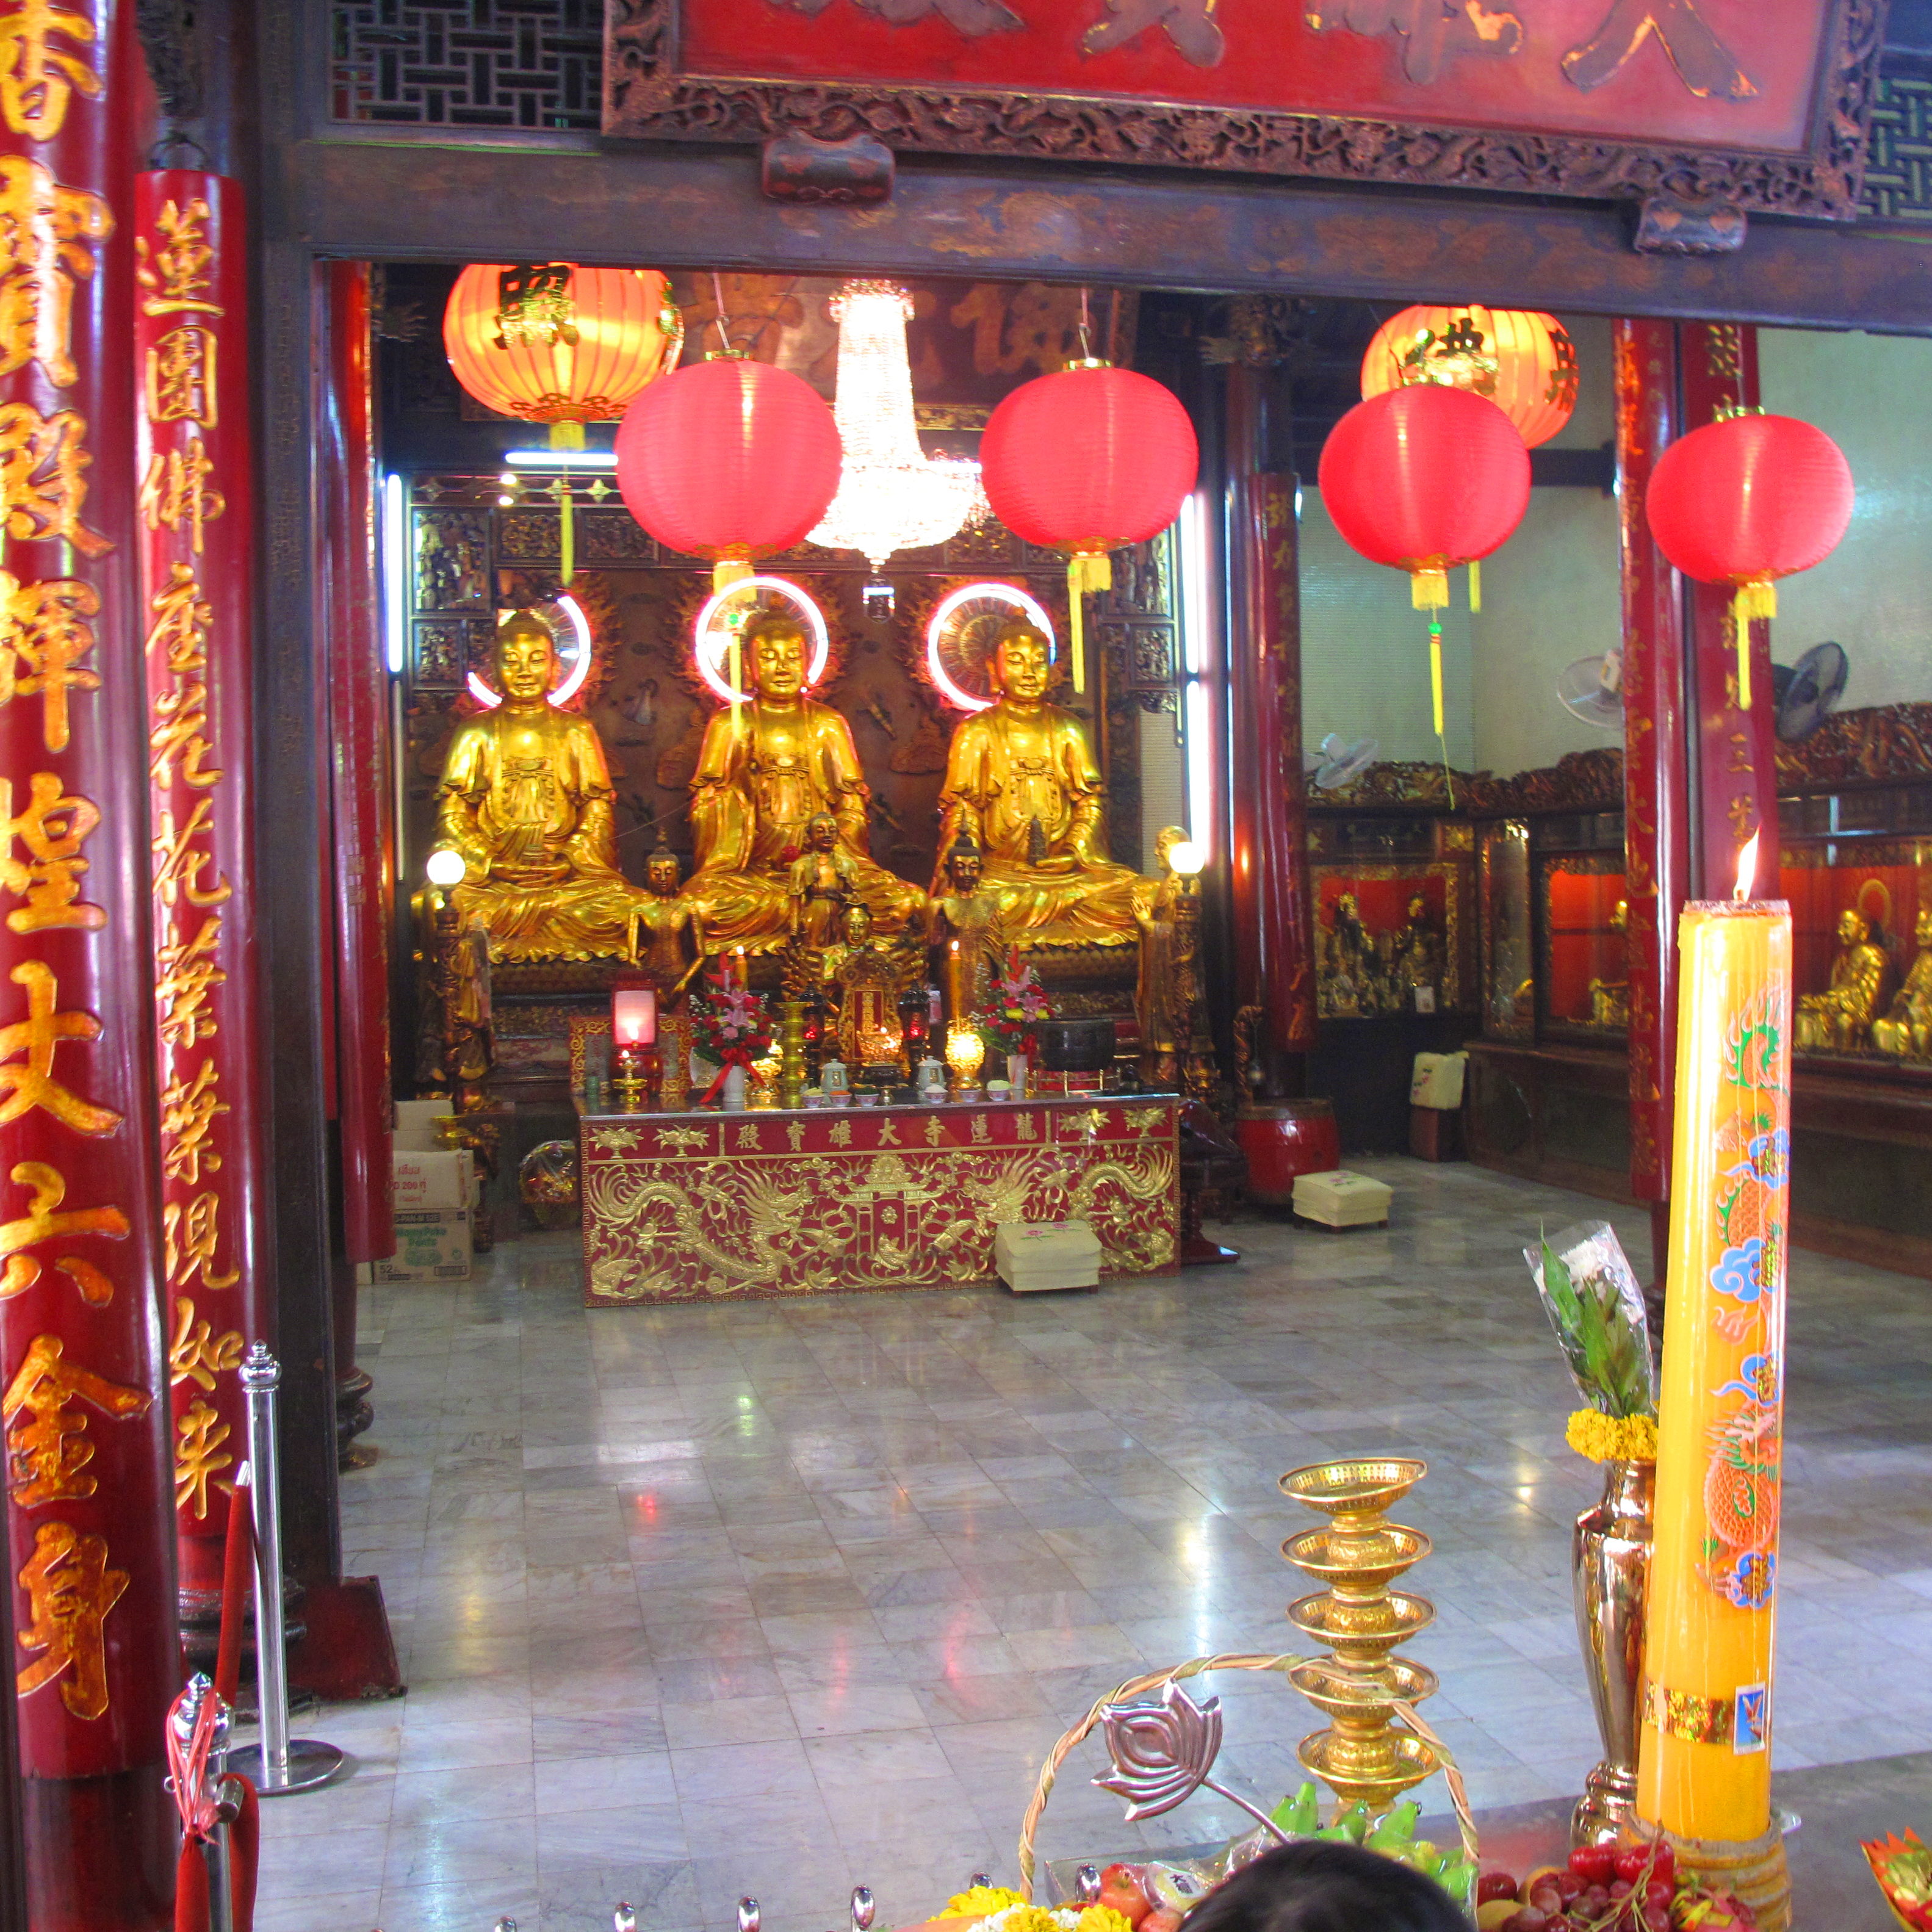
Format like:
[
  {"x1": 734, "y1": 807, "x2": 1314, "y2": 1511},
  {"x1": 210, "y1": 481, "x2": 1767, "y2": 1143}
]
[
  {"x1": 1863, "y1": 72, "x2": 1932, "y2": 223},
  {"x1": 332, "y1": 0, "x2": 604, "y2": 128}
]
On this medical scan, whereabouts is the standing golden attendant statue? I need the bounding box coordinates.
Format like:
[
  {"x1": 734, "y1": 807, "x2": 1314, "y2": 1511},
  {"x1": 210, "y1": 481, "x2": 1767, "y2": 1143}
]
[
  {"x1": 1872, "y1": 907, "x2": 1932, "y2": 1058},
  {"x1": 683, "y1": 613, "x2": 925, "y2": 954},
  {"x1": 434, "y1": 610, "x2": 655, "y2": 961},
  {"x1": 931, "y1": 621, "x2": 1153, "y2": 951}
]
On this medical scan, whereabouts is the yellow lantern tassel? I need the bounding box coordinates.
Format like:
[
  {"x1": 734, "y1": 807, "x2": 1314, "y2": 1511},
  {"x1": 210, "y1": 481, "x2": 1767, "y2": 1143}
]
[
  {"x1": 1730, "y1": 579, "x2": 1777, "y2": 712},
  {"x1": 1429, "y1": 620, "x2": 1444, "y2": 740},
  {"x1": 1067, "y1": 550, "x2": 1112, "y2": 696},
  {"x1": 1468, "y1": 558, "x2": 1481, "y2": 613},
  {"x1": 713, "y1": 555, "x2": 754, "y2": 594},
  {"x1": 547, "y1": 421, "x2": 585, "y2": 586},
  {"x1": 1410, "y1": 565, "x2": 1449, "y2": 611}
]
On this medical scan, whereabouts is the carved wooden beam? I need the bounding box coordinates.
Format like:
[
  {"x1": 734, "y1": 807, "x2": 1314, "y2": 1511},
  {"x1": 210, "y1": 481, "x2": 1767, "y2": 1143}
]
[{"x1": 292, "y1": 138, "x2": 1932, "y2": 335}]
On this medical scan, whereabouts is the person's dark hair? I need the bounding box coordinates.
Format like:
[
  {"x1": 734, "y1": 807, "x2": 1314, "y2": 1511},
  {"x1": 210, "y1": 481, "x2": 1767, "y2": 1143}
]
[{"x1": 1180, "y1": 1842, "x2": 1469, "y2": 1932}]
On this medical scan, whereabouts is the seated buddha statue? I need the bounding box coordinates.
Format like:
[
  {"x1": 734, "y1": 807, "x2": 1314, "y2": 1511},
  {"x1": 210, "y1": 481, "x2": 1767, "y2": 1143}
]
[
  {"x1": 685, "y1": 613, "x2": 925, "y2": 953},
  {"x1": 434, "y1": 610, "x2": 651, "y2": 962},
  {"x1": 1795, "y1": 907, "x2": 1894, "y2": 1053},
  {"x1": 931, "y1": 621, "x2": 1152, "y2": 951},
  {"x1": 1872, "y1": 907, "x2": 1932, "y2": 1059}
]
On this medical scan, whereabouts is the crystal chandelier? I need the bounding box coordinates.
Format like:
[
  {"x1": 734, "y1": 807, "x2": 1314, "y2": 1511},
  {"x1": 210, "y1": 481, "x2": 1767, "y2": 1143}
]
[{"x1": 810, "y1": 281, "x2": 979, "y2": 600}]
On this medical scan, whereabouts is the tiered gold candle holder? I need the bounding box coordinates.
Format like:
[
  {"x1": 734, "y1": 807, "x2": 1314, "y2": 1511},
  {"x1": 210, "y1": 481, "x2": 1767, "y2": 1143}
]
[{"x1": 1280, "y1": 1457, "x2": 1440, "y2": 1817}]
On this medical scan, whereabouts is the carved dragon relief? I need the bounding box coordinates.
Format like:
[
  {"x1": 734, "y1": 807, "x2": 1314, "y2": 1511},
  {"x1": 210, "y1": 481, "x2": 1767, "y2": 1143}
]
[{"x1": 604, "y1": 0, "x2": 1883, "y2": 226}]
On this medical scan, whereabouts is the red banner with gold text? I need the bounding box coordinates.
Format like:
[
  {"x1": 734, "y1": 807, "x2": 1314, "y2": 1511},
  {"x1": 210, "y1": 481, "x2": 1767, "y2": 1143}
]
[
  {"x1": 0, "y1": 1, "x2": 181, "y2": 1921},
  {"x1": 134, "y1": 171, "x2": 267, "y2": 1634}
]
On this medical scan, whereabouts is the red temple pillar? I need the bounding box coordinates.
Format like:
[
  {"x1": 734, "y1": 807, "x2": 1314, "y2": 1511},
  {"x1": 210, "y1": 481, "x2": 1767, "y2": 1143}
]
[
  {"x1": 1681, "y1": 325, "x2": 1780, "y2": 903},
  {"x1": 1224, "y1": 367, "x2": 1315, "y2": 1097},
  {"x1": 134, "y1": 173, "x2": 270, "y2": 1649},
  {"x1": 321, "y1": 263, "x2": 392, "y2": 1457},
  {"x1": 1616, "y1": 320, "x2": 1690, "y2": 1219},
  {"x1": 0, "y1": 4, "x2": 181, "y2": 1923}
]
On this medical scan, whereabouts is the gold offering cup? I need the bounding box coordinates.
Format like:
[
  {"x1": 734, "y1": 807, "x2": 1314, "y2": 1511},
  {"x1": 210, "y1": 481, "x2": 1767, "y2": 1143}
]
[{"x1": 1278, "y1": 1457, "x2": 1438, "y2": 1820}]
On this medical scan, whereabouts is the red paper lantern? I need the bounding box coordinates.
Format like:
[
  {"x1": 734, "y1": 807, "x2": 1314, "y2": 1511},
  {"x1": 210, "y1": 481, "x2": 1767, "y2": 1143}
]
[
  {"x1": 1317, "y1": 384, "x2": 1530, "y2": 737},
  {"x1": 1361, "y1": 305, "x2": 1579, "y2": 450},
  {"x1": 979, "y1": 362, "x2": 1198, "y2": 692},
  {"x1": 616, "y1": 355, "x2": 842, "y2": 591},
  {"x1": 1645, "y1": 411, "x2": 1853, "y2": 708}
]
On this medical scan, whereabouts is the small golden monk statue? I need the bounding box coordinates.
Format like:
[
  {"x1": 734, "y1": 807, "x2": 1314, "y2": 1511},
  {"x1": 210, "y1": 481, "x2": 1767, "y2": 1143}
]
[
  {"x1": 926, "y1": 833, "x2": 1003, "y2": 1026},
  {"x1": 1872, "y1": 907, "x2": 1932, "y2": 1059},
  {"x1": 434, "y1": 609, "x2": 650, "y2": 961},
  {"x1": 932, "y1": 621, "x2": 1151, "y2": 950},
  {"x1": 1795, "y1": 907, "x2": 1895, "y2": 1053},
  {"x1": 1137, "y1": 826, "x2": 1191, "y2": 1088},
  {"x1": 831, "y1": 903, "x2": 903, "y2": 1080},
  {"x1": 628, "y1": 841, "x2": 707, "y2": 1003},
  {"x1": 788, "y1": 812, "x2": 857, "y2": 954},
  {"x1": 685, "y1": 613, "x2": 925, "y2": 953}
]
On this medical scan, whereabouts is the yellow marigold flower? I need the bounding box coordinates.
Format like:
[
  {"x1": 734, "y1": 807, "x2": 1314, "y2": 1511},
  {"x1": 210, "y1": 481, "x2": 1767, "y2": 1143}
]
[
  {"x1": 1001, "y1": 1908, "x2": 1067, "y2": 1932},
  {"x1": 1566, "y1": 1407, "x2": 1659, "y2": 1464},
  {"x1": 1076, "y1": 1910, "x2": 1134, "y2": 1932},
  {"x1": 943, "y1": 1891, "x2": 1026, "y2": 1921}
]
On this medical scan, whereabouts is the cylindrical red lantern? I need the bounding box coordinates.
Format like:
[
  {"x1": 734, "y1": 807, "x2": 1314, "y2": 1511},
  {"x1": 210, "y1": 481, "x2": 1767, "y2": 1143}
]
[
  {"x1": 1361, "y1": 305, "x2": 1579, "y2": 450},
  {"x1": 1317, "y1": 384, "x2": 1530, "y2": 736},
  {"x1": 616, "y1": 355, "x2": 842, "y2": 594},
  {"x1": 0, "y1": 4, "x2": 182, "y2": 1923},
  {"x1": 134, "y1": 170, "x2": 272, "y2": 1657},
  {"x1": 979, "y1": 362, "x2": 1198, "y2": 694},
  {"x1": 1645, "y1": 412, "x2": 1853, "y2": 709}
]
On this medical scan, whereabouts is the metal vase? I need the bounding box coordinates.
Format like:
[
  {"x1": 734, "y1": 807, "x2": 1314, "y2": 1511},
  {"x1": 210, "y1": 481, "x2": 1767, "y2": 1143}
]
[{"x1": 1570, "y1": 1455, "x2": 1654, "y2": 1847}]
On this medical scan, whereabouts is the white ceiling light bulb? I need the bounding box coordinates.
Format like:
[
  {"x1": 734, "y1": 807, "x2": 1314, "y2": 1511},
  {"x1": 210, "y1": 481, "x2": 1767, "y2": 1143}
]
[{"x1": 809, "y1": 281, "x2": 979, "y2": 579}]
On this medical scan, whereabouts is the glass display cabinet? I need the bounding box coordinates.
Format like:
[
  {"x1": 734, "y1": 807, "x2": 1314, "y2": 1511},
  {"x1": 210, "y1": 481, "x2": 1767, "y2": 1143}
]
[{"x1": 1537, "y1": 836, "x2": 1629, "y2": 1045}]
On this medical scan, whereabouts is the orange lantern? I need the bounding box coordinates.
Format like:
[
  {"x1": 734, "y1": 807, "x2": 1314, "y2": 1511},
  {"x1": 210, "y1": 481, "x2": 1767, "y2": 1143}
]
[
  {"x1": 1361, "y1": 305, "x2": 1579, "y2": 450},
  {"x1": 444, "y1": 262, "x2": 682, "y2": 434},
  {"x1": 444, "y1": 262, "x2": 682, "y2": 580}
]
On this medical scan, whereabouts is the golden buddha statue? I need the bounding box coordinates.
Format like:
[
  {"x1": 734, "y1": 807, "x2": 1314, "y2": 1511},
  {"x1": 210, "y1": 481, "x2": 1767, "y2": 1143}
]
[
  {"x1": 629, "y1": 842, "x2": 707, "y2": 1004},
  {"x1": 926, "y1": 832, "x2": 1002, "y2": 1026},
  {"x1": 685, "y1": 614, "x2": 924, "y2": 953},
  {"x1": 830, "y1": 903, "x2": 903, "y2": 1081},
  {"x1": 1587, "y1": 898, "x2": 1631, "y2": 1029},
  {"x1": 1795, "y1": 907, "x2": 1894, "y2": 1053},
  {"x1": 788, "y1": 812, "x2": 857, "y2": 955},
  {"x1": 434, "y1": 610, "x2": 651, "y2": 962},
  {"x1": 931, "y1": 621, "x2": 1150, "y2": 951},
  {"x1": 1872, "y1": 907, "x2": 1932, "y2": 1059}
]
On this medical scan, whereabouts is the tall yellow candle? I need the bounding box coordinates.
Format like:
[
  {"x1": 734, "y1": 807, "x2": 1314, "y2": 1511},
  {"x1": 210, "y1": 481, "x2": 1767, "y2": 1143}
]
[{"x1": 1638, "y1": 855, "x2": 1791, "y2": 1846}]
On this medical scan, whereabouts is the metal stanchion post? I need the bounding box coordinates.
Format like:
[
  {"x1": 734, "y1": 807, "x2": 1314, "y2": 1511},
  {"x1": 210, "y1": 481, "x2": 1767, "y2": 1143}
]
[
  {"x1": 227, "y1": 1346, "x2": 346, "y2": 1795},
  {"x1": 171, "y1": 1677, "x2": 236, "y2": 1932}
]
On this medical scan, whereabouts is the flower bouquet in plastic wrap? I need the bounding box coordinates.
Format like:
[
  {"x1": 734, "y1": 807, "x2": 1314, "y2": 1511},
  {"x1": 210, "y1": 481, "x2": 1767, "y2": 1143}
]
[
  {"x1": 1526, "y1": 1220, "x2": 1659, "y2": 1465},
  {"x1": 1865, "y1": 1830, "x2": 1932, "y2": 1931}
]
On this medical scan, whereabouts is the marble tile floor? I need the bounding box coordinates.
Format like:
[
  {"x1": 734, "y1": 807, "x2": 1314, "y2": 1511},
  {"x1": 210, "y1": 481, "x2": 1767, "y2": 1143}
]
[{"x1": 253, "y1": 1157, "x2": 1932, "y2": 1932}]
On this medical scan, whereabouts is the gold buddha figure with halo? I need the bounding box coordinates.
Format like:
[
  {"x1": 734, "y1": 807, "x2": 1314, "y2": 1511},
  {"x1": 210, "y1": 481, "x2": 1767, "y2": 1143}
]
[
  {"x1": 931, "y1": 621, "x2": 1151, "y2": 950},
  {"x1": 685, "y1": 613, "x2": 925, "y2": 953},
  {"x1": 1796, "y1": 906, "x2": 1894, "y2": 1053},
  {"x1": 434, "y1": 609, "x2": 651, "y2": 962},
  {"x1": 1873, "y1": 907, "x2": 1932, "y2": 1059}
]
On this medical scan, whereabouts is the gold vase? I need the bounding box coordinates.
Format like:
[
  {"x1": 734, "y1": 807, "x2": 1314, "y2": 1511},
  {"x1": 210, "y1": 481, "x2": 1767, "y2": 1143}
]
[{"x1": 1570, "y1": 1455, "x2": 1654, "y2": 1848}]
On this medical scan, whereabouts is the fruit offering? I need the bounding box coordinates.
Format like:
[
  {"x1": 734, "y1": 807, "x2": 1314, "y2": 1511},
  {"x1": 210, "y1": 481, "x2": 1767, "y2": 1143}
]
[
  {"x1": 1472, "y1": 1844, "x2": 1757, "y2": 1932},
  {"x1": 1261, "y1": 1786, "x2": 1476, "y2": 1914}
]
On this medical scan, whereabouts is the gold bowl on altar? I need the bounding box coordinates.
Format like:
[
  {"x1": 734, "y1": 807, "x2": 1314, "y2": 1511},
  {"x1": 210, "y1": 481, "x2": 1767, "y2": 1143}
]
[
  {"x1": 1283, "y1": 1524, "x2": 1432, "y2": 1595},
  {"x1": 1296, "y1": 1723, "x2": 1440, "y2": 1810},
  {"x1": 1279, "y1": 1457, "x2": 1427, "y2": 1523},
  {"x1": 1287, "y1": 1587, "x2": 1435, "y2": 1671}
]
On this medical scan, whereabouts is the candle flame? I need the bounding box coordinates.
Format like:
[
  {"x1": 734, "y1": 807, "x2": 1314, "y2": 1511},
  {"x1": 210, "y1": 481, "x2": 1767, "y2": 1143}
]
[{"x1": 1734, "y1": 831, "x2": 1760, "y2": 902}]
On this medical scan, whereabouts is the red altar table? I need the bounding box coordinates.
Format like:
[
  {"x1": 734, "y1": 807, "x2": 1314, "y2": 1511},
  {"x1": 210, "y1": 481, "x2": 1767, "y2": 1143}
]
[{"x1": 575, "y1": 1094, "x2": 1180, "y2": 1305}]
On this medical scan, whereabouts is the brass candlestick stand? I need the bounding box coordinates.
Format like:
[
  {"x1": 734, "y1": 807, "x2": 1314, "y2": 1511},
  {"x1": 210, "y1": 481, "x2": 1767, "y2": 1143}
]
[
  {"x1": 777, "y1": 1000, "x2": 807, "y2": 1109},
  {"x1": 1280, "y1": 1457, "x2": 1440, "y2": 1816}
]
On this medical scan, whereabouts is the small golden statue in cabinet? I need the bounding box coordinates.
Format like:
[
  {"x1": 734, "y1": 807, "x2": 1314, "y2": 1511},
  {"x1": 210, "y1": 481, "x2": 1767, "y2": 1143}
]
[
  {"x1": 1796, "y1": 907, "x2": 1895, "y2": 1053},
  {"x1": 1873, "y1": 907, "x2": 1932, "y2": 1059},
  {"x1": 1388, "y1": 890, "x2": 1444, "y2": 1009},
  {"x1": 1319, "y1": 890, "x2": 1381, "y2": 1017},
  {"x1": 628, "y1": 841, "x2": 708, "y2": 1003},
  {"x1": 1587, "y1": 899, "x2": 1631, "y2": 1029},
  {"x1": 831, "y1": 904, "x2": 904, "y2": 1083}
]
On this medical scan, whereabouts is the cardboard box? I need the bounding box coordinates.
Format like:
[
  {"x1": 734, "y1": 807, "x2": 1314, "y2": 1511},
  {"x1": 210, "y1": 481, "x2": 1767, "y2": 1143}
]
[
  {"x1": 372, "y1": 1209, "x2": 472, "y2": 1282},
  {"x1": 995, "y1": 1220, "x2": 1101, "y2": 1292},
  {"x1": 392, "y1": 1147, "x2": 472, "y2": 1211},
  {"x1": 1292, "y1": 1169, "x2": 1393, "y2": 1229}
]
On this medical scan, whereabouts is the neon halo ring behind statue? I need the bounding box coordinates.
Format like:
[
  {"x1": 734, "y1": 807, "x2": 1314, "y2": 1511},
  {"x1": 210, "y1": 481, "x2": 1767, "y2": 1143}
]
[
  {"x1": 466, "y1": 594, "x2": 594, "y2": 710},
  {"x1": 926, "y1": 582, "x2": 1058, "y2": 714},
  {"x1": 694, "y1": 574, "x2": 830, "y2": 705}
]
